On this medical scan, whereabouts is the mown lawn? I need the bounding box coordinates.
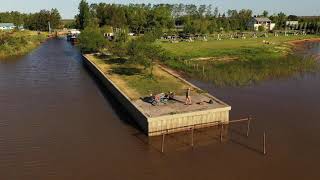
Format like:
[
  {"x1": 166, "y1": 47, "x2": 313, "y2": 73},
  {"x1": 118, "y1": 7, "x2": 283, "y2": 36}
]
[
  {"x1": 158, "y1": 34, "x2": 319, "y2": 59},
  {"x1": 159, "y1": 34, "x2": 320, "y2": 87}
]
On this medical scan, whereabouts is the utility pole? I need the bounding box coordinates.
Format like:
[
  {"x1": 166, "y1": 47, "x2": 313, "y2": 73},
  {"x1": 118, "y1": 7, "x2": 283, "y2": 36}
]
[{"x1": 48, "y1": 21, "x2": 51, "y2": 34}]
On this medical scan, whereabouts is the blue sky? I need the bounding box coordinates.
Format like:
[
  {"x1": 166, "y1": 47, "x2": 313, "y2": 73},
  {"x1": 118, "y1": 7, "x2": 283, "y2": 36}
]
[{"x1": 0, "y1": 0, "x2": 319, "y2": 19}]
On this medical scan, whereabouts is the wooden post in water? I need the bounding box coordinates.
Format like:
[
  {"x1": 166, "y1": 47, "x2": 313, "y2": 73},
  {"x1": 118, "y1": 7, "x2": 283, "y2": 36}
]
[
  {"x1": 191, "y1": 126, "x2": 194, "y2": 147},
  {"x1": 161, "y1": 131, "x2": 166, "y2": 153},
  {"x1": 263, "y1": 131, "x2": 266, "y2": 155},
  {"x1": 196, "y1": 64, "x2": 199, "y2": 71},
  {"x1": 220, "y1": 123, "x2": 223, "y2": 143},
  {"x1": 202, "y1": 65, "x2": 205, "y2": 76},
  {"x1": 246, "y1": 116, "x2": 251, "y2": 137}
]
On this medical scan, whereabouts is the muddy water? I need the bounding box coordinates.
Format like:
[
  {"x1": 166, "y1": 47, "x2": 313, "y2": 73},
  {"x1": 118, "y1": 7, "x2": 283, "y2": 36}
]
[{"x1": 0, "y1": 39, "x2": 320, "y2": 180}]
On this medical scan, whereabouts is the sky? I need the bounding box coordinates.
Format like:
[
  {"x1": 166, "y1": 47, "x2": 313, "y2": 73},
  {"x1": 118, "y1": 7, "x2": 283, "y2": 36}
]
[{"x1": 0, "y1": 0, "x2": 319, "y2": 19}]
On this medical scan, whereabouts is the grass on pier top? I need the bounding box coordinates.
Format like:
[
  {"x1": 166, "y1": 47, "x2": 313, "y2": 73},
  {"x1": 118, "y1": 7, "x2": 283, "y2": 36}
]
[{"x1": 86, "y1": 54, "x2": 190, "y2": 100}]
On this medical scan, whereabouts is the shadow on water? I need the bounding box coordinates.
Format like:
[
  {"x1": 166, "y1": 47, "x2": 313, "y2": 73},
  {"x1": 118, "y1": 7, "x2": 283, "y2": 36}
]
[{"x1": 80, "y1": 56, "x2": 145, "y2": 134}]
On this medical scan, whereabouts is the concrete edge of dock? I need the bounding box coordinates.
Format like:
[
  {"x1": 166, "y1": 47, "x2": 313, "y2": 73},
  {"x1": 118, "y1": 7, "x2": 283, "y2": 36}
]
[{"x1": 82, "y1": 54, "x2": 231, "y2": 136}]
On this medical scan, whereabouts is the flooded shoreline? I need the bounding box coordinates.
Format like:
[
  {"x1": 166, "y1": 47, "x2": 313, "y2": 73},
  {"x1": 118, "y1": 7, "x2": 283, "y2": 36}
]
[{"x1": 1, "y1": 38, "x2": 320, "y2": 179}]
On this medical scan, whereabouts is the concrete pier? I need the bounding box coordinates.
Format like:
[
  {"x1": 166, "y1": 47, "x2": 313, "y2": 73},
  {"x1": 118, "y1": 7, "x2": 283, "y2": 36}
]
[{"x1": 83, "y1": 54, "x2": 231, "y2": 136}]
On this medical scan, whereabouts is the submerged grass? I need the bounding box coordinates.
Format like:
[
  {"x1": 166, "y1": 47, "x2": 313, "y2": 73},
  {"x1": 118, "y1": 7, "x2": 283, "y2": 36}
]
[
  {"x1": 0, "y1": 30, "x2": 48, "y2": 60},
  {"x1": 165, "y1": 55, "x2": 320, "y2": 87}
]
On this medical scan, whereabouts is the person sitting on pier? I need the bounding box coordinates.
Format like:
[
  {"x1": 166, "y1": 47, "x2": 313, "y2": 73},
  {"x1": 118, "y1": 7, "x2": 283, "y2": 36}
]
[{"x1": 185, "y1": 88, "x2": 192, "y2": 105}]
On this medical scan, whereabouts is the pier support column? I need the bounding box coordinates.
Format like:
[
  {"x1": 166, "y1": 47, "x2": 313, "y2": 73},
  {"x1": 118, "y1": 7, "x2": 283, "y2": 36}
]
[
  {"x1": 220, "y1": 123, "x2": 223, "y2": 143},
  {"x1": 161, "y1": 132, "x2": 166, "y2": 153},
  {"x1": 191, "y1": 126, "x2": 195, "y2": 147},
  {"x1": 246, "y1": 116, "x2": 251, "y2": 137},
  {"x1": 263, "y1": 131, "x2": 267, "y2": 155}
]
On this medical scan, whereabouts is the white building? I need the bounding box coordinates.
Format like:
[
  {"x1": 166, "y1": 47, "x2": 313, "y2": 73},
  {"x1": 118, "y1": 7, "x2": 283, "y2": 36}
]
[
  {"x1": 286, "y1": 21, "x2": 299, "y2": 26},
  {"x1": 69, "y1": 29, "x2": 81, "y2": 36},
  {"x1": 0, "y1": 23, "x2": 15, "y2": 30},
  {"x1": 286, "y1": 21, "x2": 299, "y2": 29},
  {"x1": 248, "y1": 17, "x2": 276, "y2": 31}
]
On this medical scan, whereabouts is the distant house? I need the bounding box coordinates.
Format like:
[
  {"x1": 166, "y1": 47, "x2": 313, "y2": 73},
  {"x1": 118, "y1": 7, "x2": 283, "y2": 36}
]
[
  {"x1": 286, "y1": 21, "x2": 299, "y2": 26},
  {"x1": 0, "y1": 23, "x2": 16, "y2": 30},
  {"x1": 175, "y1": 25, "x2": 184, "y2": 31},
  {"x1": 286, "y1": 21, "x2": 299, "y2": 30},
  {"x1": 248, "y1": 17, "x2": 276, "y2": 31}
]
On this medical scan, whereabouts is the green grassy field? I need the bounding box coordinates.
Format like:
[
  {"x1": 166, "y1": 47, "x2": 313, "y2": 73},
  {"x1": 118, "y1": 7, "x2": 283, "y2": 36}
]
[
  {"x1": 0, "y1": 30, "x2": 48, "y2": 59},
  {"x1": 159, "y1": 34, "x2": 320, "y2": 86},
  {"x1": 158, "y1": 35, "x2": 319, "y2": 59}
]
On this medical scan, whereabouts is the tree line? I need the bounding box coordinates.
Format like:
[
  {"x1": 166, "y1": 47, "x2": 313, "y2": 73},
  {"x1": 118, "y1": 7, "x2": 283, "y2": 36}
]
[
  {"x1": 75, "y1": 0, "x2": 320, "y2": 34},
  {"x1": 75, "y1": 0, "x2": 320, "y2": 77},
  {"x1": 0, "y1": 9, "x2": 61, "y2": 31}
]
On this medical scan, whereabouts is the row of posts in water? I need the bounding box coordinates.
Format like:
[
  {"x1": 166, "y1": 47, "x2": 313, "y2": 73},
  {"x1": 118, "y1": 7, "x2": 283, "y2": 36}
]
[
  {"x1": 184, "y1": 60, "x2": 206, "y2": 76},
  {"x1": 159, "y1": 116, "x2": 267, "y2": 155}
]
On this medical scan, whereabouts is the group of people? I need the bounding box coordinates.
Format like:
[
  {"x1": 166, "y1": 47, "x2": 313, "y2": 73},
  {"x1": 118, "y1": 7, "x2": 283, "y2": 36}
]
[{"x1": 146, "y1": 88, "x2": 192, "y2": 106}]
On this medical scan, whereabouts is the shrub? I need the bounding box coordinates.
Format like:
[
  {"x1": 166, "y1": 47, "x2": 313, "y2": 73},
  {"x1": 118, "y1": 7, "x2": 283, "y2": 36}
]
[
  {"x1": 78, "y1": 25, "x2": 107, "y2": 53},
  {"x1": 258, "y1": 25, "x2": 265, "y2": 32}
]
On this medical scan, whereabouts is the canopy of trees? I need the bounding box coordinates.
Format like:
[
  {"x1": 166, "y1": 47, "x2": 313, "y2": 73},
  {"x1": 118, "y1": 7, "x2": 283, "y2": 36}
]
[
  {"x1": 0, "y1": 9, "x2": 61, "y2": 31},
  {"x1": 75, "y1": 1, "x2": 320, "y2": 35},
  {"x1": 75, "y1": 2, "x2": 256, "y2": 33},
  {"x1": 78, "y1": 25, "x2": 107, "y2": 53}
]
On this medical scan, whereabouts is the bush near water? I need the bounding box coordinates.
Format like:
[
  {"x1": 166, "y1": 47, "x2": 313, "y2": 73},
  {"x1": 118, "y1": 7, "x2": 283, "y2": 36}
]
[{"x1": 0, "y1": 31, "x2": 47, "y2": 59}]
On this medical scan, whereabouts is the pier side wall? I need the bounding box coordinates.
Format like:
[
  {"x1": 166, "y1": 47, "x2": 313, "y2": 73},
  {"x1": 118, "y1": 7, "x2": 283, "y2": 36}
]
[
  {"x1": 82, "y1": 54, "x2": 231, "y2": 137},
  {"x1": 82, "y1": 55, "x2": 149, "y2": 133},
  {"x1": 148, "y1": 107, "x2": 230, "y2": 136}
]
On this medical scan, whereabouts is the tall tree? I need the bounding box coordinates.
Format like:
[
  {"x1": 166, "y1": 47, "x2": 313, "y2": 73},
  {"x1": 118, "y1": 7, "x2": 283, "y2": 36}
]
[
  {"x1": 49, "y1": 8, "x2": 62, "y2": 29},
  {"x1": 76, "y1": 0, "x2": 91, "y2": 29},
  {"x1": 78, "y1": 24, "x2": 107, "y2": 52},
  {"x1": 262, "y1": 10, "x2": 269, "y2": 17}
]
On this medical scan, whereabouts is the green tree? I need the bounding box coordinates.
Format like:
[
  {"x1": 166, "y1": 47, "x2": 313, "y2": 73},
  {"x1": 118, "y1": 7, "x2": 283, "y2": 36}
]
[
  {"x1": 78, "y1": 25, "x2": 107, "y2": 53},
  {"x1": 273, "y1": 12, "x2": 287, "y2": 30},
  {"x1": 127, "y1": 40, "x2": 162, "y2": 77},
  {"x1": 126, "y1": 5, "x2": 147, "y2": 34},
  {"x1": 49, "y1": 9, "x2": 62, "y2": 29},
  {"x1": 108, "y1": 28, "x2": 129, "y2": 58},
  {"x1": 262, "y1": 10, "x2": 269, "y2": 17},
  {"x1": 76, "y1": 0, "x2": 91, "y2": 29},
  {"x1": 258, "y1": 25, "x2": 265, "y2": 32},
  {"x1": 24, "y1": 10, "x2": 60, "y2": 31},
  {"x1": 112, "y1": 7, "x2": 127, "y2": 28},
  {"x1": 127, "y1": 31, "x2": 163, "y2": 76}
]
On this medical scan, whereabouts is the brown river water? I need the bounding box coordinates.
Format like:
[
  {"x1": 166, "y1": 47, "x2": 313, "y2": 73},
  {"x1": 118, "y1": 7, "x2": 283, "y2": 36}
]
[{"x1": 0, "y1": 38, "x2": 320, "y2": 180}]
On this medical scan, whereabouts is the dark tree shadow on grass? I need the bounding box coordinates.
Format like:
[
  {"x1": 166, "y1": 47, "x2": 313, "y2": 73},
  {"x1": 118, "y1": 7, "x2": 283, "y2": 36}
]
[
  {"x1": 95, "y1": 53, "x2": 111, "y2": 59},
  {"x1": 108, "y1": 57, "x2": 128, "y2": 64},
  {"x1": 110, "y1": 66, "x2": 142, "y2": 76},
  {"x1": 94, "y1": 54, "x2": 128, "y2": 65}
]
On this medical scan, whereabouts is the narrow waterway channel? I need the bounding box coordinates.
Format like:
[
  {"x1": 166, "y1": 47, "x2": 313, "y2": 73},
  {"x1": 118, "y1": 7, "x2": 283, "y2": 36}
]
[{"x1": 0, "y1": 38, "x2": 320, "y2": 180}]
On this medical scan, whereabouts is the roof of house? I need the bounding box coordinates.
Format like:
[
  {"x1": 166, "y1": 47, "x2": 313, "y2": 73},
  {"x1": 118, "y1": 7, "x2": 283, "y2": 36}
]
[
  {"x1": 0, "y1": 23, "x2": 15, "y2": 27},
  {"x1": 253, "y1": 17, "x2": 272, "y2": 22}
]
